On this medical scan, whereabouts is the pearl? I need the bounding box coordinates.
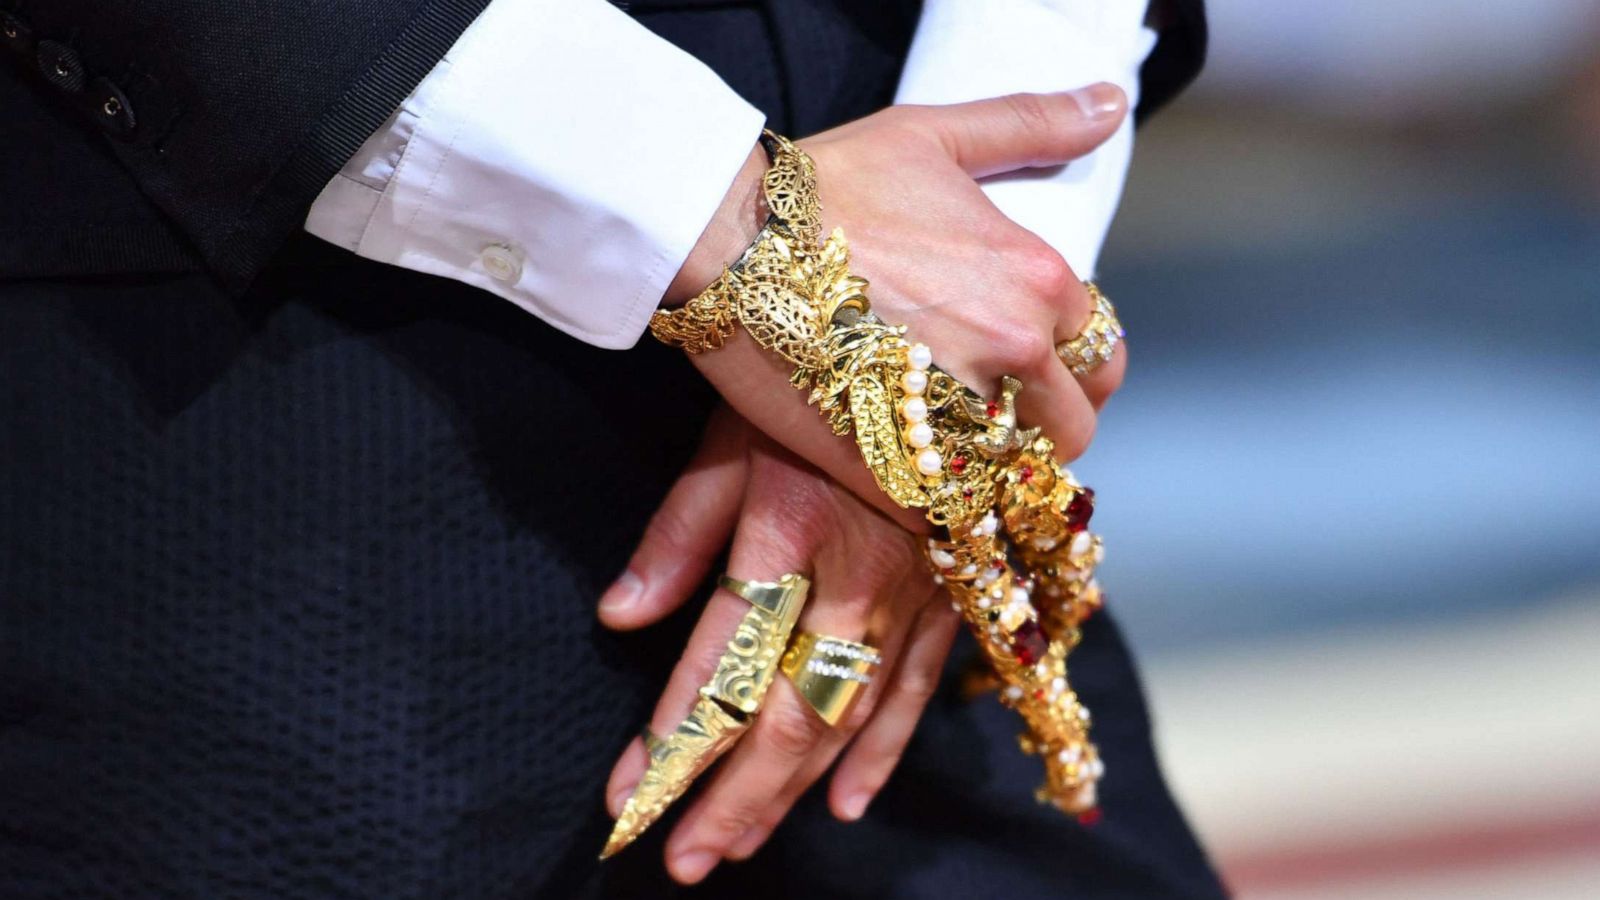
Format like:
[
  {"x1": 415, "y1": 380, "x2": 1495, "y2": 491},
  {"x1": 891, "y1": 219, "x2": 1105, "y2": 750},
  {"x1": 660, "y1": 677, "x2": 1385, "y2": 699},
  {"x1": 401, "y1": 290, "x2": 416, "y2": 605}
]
[
  {"x1": 978, "y1": 597, "x2": 991, "y2": 609},
  {"x1": 908, "y1": 343, "x2": 933, "y2": 371},
  {"x1": 1052, "y1": 676, "x2": 1066, "y2": 694},
  {"x1": 902, "y1": 397, "x2": 928, "y2": 422},
  {"x1": 901, "y1": 370, "x2": 929, "y2": 395},
  {"x1": 981, "y1": 512, "x2": 999, "y2": 535},
  {"x1": 915, "y1": 448, "x2": 942, "y2": 475},
  {"x1": 961, "y1": 564, "x2": 978, "y2": 576},
  {"x1": 930, "y1": 548, "x2": 956, "y2": 569},
  {"x1": 907, "y1": 422, "x2": 934, "y2": 448},
  {"x1": 1070, "y1": 531, "x2": 1094, "y2": 557}
]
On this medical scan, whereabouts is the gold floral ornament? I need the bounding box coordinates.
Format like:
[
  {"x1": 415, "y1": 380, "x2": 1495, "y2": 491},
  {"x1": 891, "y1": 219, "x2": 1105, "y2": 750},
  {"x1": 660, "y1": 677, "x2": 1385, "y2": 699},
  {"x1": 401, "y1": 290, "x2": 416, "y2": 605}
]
[{"x1": 645, "y1": 131, "x2": 1113, "y2": 830}]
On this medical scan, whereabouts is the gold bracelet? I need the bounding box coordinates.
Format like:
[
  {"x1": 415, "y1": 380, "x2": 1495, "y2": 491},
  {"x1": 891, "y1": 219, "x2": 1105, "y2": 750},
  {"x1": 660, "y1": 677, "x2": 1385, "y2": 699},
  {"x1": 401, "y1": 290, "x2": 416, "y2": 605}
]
[{"x1": 650, "y1": 131, "x2": 1109, "y2": 817}]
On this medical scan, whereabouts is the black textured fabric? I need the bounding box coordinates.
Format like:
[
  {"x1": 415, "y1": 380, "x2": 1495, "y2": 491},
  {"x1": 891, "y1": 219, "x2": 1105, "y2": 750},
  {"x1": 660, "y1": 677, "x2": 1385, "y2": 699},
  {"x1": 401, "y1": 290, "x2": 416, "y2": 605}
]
[{"x1": 1, "y1": 1, "x2": 1219, "y2": 897}]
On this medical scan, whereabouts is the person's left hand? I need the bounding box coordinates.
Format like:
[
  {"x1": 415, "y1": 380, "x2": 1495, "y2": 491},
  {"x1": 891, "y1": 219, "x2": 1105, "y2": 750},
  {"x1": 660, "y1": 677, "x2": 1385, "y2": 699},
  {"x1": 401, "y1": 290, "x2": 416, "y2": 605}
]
[{"x1": 597, "y1": 406, "x2": 962, "y2": 884}]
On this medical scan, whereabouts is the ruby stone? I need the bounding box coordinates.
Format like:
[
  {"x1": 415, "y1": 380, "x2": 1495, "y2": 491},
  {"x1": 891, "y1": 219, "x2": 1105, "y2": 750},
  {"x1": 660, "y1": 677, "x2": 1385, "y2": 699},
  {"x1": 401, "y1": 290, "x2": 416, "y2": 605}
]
[
  {"x1": 985, "y1": 401, "x2": 999, "y2": 419},
  {"x1": 1077, "y1": 808, "x2": 1103, "y2": 827},
  {"x1": 950, "y1": 455, "x2": 969, "y2": 475},
  {"x1": 1011, "y1": 620, "x2": 1048, "y2": 666},
  {"x1": 1065, "y1": 487, "x2": 1095, "y2": 533}
]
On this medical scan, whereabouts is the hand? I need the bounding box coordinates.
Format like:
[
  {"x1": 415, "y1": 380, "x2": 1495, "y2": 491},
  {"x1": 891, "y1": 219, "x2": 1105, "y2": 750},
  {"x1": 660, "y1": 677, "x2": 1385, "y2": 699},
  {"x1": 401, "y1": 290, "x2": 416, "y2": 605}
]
[
  {"x1": 599, "y1": 407, "x2": 962, "y2": 884},
  {"x1": 667, "y1": 84, "x2": 1132, "y2": 526}
]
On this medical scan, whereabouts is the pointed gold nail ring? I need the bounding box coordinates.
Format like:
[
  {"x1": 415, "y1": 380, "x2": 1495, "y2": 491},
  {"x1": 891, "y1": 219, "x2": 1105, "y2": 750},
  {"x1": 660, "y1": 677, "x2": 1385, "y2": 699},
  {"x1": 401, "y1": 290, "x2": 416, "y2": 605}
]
[{"x1": 600, "y1": 572, "x2": 809, "y2": 859}]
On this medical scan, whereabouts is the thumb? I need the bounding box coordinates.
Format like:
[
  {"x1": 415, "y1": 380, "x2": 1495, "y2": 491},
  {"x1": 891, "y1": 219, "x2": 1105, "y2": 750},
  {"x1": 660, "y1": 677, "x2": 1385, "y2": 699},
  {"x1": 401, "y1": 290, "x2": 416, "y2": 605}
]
[{"x1": 915, "y1": 83, "x2": 1127, "y2": 179}]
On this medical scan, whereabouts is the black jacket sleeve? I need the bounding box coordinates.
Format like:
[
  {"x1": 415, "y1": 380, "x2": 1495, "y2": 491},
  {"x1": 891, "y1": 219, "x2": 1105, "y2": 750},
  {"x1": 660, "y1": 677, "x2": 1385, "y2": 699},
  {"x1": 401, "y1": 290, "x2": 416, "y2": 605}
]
[
  {"x1": 1139, "y1": 0, "x2": 1207, "y2": 124},
  {"x1": 0, "y1": 0, "x2": 490, "y2": 287}
]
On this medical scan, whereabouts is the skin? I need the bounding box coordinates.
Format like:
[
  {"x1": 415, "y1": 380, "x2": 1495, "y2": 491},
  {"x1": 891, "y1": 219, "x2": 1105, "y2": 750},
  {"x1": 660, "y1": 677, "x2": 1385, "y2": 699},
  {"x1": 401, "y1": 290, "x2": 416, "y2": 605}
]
[{"x1": 598, "y1": 84, "x2": 1132, "y2": 884}]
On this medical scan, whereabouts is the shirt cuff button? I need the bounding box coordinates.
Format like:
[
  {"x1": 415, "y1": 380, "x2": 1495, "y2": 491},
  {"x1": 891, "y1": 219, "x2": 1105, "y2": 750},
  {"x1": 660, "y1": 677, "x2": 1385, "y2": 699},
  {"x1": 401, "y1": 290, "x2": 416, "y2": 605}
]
[{"x1": 481, "y1": 243, "x2": 523, "y2": 284}]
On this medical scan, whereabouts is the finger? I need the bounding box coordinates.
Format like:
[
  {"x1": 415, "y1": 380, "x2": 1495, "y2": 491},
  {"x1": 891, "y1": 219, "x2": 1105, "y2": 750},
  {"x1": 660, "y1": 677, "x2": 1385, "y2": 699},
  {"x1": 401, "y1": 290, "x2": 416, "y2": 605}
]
[
  {"x1": 663, "y1": 458, "x2": 915, "y2": 883},
  {"x1": 828, "y1": 599, "x2": 962, "y2": 822},
  {"x1": 1015, "y1": 353, "x2": 1100, "y2": 464},
  {"x1": 1075, "y1": 338, "x2": 1128, "y2": 412},
  {"x1": 598, "y1": 407, "x2": 749, "y2": 630},
  {"x1": 916, "y1": 83, "x2": 1128, "y2": 179},
  {"x1": 606, "y1": 451, "x2": 834, "y2": 883},
  {"x1": 722, "y1": 587, "x2": 929, "y2": 862}
]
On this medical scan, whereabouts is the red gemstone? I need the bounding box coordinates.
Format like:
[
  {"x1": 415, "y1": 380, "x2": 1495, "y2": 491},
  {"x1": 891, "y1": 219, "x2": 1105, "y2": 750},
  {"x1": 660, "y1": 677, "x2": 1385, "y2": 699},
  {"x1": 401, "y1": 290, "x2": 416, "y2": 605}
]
[
  {"x1": 950, "y1": 455, "x2": 969, "y2": 475},
  {"x1": 1012, "y1": 620, "x2": 1048, "y2": 666},
  {"x1": 962, "y1": 488, "x2": 974, "y2": 500},
  {"x1": 1077, "y1": 808, "x2": 1103, "y2": 827},
  {"x1": 1065, "y1": 487, "x2": 1095, "y2": 533},
  {"x1": 985, "y1": 401, "x2": 999, "y2": 419},
  {"x1": 1020, "y1": 465, "x2": 1034, "y2": 483}
]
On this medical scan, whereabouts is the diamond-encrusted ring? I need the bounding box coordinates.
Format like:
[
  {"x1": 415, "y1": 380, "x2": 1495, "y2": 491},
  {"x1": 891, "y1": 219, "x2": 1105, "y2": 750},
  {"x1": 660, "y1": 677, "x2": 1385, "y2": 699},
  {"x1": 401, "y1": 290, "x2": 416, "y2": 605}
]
[
  {"x1": 1056, "y1": 282, "x2": 1124, "y2": 376},
  {"x1": 780, "y1": 631, "x2": 882, "y2": 727}
]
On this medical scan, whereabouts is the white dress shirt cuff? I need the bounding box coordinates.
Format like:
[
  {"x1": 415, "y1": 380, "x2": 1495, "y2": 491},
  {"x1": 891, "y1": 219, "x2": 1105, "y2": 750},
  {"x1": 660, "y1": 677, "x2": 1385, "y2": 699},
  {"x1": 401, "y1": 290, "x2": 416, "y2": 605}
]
[{"x1": 305, "y1": 0, "x2": 766, "y2": 349}]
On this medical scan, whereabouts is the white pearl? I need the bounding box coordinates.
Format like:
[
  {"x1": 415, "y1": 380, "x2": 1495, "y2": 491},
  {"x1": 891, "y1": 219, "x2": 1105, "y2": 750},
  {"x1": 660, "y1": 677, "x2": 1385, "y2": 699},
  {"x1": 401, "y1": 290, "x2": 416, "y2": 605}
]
[
  {"x1": 902, "y1": 397, "x2": 928, "y2": 422},
  {"x1": 1052, "y1": 677, "x2": 1067, "y2": 694},
  {"x1": 915, "y1": 448, "x2": 942, "y2": 475},
  {"x1": 981, "y1": 512, "x2": 999, "y2": 535},
  {"x1": 908, "y1": 343, "x2": 933, "y2": 371},
  {"x1": 907, "y1": 422, "x2": 934, "y2": 448},
  {"x1": 1005, "y1": 685, "x2": 1024, "y2": 700},
  {"x1": 930, "y1": 549, "x2": 956, "y2": 569},
  {"x1": 1010, "y1": 586, "x2": 1029, "y2": 606},
  {"x1": 1070, "y1": 531, "x2": 1094, "y2": 557},
  {"x1": 961, "y1": 564, "x2": 978, "y2": 576},
  {"x1": 978, "y1": 597, "x2": 991, "y2": 609},
  {"x1": 1093, "y1": 544, "x2": 1106, "y2": 564},
  {"x1": 1090, "y1": 758, "x2": 1105, "y2": 779},
  {"x1": 901, "y1": 370, "x2": 929, "y2": 395}
]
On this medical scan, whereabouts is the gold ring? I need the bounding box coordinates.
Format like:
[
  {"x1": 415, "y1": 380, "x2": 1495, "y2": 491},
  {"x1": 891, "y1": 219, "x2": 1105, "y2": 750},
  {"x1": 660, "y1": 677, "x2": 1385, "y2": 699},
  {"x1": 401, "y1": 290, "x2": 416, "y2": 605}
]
[
  {"x1": 602, "y1": 571, "x2": 809, "y2": 859},
  {"x1": 1056, "y1": 282, "x2": 1123, "y2": 376},
  {"x1": 780, "y1": 631, "x2": 882, "y2": 727}
]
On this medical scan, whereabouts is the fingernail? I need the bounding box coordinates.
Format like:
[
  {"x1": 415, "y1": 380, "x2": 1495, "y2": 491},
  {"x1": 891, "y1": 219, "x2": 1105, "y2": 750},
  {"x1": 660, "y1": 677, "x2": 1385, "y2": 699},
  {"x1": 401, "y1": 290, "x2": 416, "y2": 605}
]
[
  {"x1": 1067, "y1": 83, "x2": 1124, "y2": 121},
  {"x1": 726, "y1": 826, "x2": 769, "y2": 860},
  {"x1": 672, "y1": 849, "x2": 719, "y2": 884},
  {"x1": 599, "y1": 571, "x2": 643, "y2": 615},
  {"x1": 840, "y1": 792, "x2": 870, "y2": 821}
]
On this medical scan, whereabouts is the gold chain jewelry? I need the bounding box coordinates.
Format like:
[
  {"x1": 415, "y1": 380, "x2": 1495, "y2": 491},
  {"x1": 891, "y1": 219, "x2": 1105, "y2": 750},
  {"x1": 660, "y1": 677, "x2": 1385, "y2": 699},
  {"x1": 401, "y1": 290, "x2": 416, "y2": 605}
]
[
  {"x1": 648, "y1": 131, "x2": 1111, "y2": 820},
  {"x1": 1056, "y1": 282, "x2": 1124, "y2": 376}
]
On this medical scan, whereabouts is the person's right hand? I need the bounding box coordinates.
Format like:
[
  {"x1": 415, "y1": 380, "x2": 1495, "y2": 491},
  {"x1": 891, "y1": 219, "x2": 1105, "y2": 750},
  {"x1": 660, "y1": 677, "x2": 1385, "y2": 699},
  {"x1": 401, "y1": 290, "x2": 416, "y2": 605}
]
[{"x1": 664, "y1": 84, "x2": 1131, "y2": 528}]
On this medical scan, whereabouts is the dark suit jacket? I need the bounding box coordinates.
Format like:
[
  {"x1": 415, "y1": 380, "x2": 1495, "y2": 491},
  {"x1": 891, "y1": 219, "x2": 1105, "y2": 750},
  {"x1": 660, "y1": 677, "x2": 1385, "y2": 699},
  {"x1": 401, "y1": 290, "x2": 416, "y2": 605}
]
[
  {"x1": 0, "y1": 3, "x2": 1216, "y2": 898},
  {"x1": 0, "y1": 0, "x2": 1203, "y2": 286}
]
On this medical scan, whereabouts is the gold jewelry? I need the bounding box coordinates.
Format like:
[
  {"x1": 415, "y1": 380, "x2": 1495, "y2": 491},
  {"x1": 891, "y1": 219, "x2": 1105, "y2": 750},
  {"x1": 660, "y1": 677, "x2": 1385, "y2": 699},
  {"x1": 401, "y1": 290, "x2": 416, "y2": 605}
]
[
  {"x1": 648, "y1": 131, "x2": 1111, "y2": 819},
  {"x1": 1055, "y1": 282, "x2": 1124, "y2": 376},
  {"x1": 601, "y1": 572, "x2": 809, "y2": 858},
  {"x1": 640, "y1": 726, "x2": 665, "y2": 757},
  {"x1": 779, "y1": 632, "x2": 882, "y2": 726}
]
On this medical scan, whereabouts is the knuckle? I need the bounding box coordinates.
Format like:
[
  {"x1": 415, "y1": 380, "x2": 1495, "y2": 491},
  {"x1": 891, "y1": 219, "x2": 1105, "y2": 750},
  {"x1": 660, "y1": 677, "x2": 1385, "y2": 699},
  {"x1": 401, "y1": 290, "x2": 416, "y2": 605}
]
[
  {"x1": 762, "y1": 701, "x2": 827, "y2": 759},
  {"x1": 898, "y1": 668, "x2": 943, "y2": 704},
  {"x1": 642, "y1": 504, "x2": 697, "y2": 560},
  {"x1": 991, "y1": 326, "x2": 1056, "y2": 376},
  {"x1": 1015, "y1": 242, "x2": 1075, "y2": 302},
  {"x1": 704, "y1": 802, "x2": 762, "y2": 843},
  {"x1": 1001, "y1": 93, "x2": 1057, "y2": 148},
  {"x1": 1056, "y1": 410, "x2": 1098, "y2": 462}
]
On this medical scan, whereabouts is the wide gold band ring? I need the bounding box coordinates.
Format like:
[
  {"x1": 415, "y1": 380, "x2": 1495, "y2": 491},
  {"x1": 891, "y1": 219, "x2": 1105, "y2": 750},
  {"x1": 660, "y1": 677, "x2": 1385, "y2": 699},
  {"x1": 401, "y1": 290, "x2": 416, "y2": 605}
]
[
  {"x1": 1056, "y1": 282, "x2": 1124, "y2": 376},
  {"x1": 780, "y1": 631, "x2": 882, "y2": 727}
]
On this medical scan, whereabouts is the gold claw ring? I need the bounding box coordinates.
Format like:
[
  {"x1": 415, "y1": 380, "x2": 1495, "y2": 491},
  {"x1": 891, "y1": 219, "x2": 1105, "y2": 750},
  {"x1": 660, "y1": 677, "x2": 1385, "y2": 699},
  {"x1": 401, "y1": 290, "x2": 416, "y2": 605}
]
[
  {"x1": 601, "y1": 572, "x2": 809, "y2": 860},
  {"x1": 1056, "y1": 282, "x2": 1124, "y2": 376},
  {"x1": 780, "y1": 632, "x2": 882, "y2": 727}
]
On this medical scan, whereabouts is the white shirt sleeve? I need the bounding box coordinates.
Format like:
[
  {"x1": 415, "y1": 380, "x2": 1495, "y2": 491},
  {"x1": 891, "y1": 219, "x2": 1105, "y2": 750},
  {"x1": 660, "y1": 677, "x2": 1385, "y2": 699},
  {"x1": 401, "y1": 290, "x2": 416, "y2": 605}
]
[
  {"x1": 304, "y1": 0, "x2": 765, "y2": 350},
  {"x1": 896, "y1": 0, "x2": 1159, "y2": 278},
  {"x1": 306, "y1": 0, "x2": 1156, "y2": 350}
]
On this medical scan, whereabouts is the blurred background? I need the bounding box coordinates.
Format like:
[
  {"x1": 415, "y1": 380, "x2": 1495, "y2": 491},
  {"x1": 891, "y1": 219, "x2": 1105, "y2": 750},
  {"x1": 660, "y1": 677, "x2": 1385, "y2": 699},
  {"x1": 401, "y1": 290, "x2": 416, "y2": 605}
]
[{"x1": 1085, "y1": 1, "x2": 1600, "y2": 896}]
